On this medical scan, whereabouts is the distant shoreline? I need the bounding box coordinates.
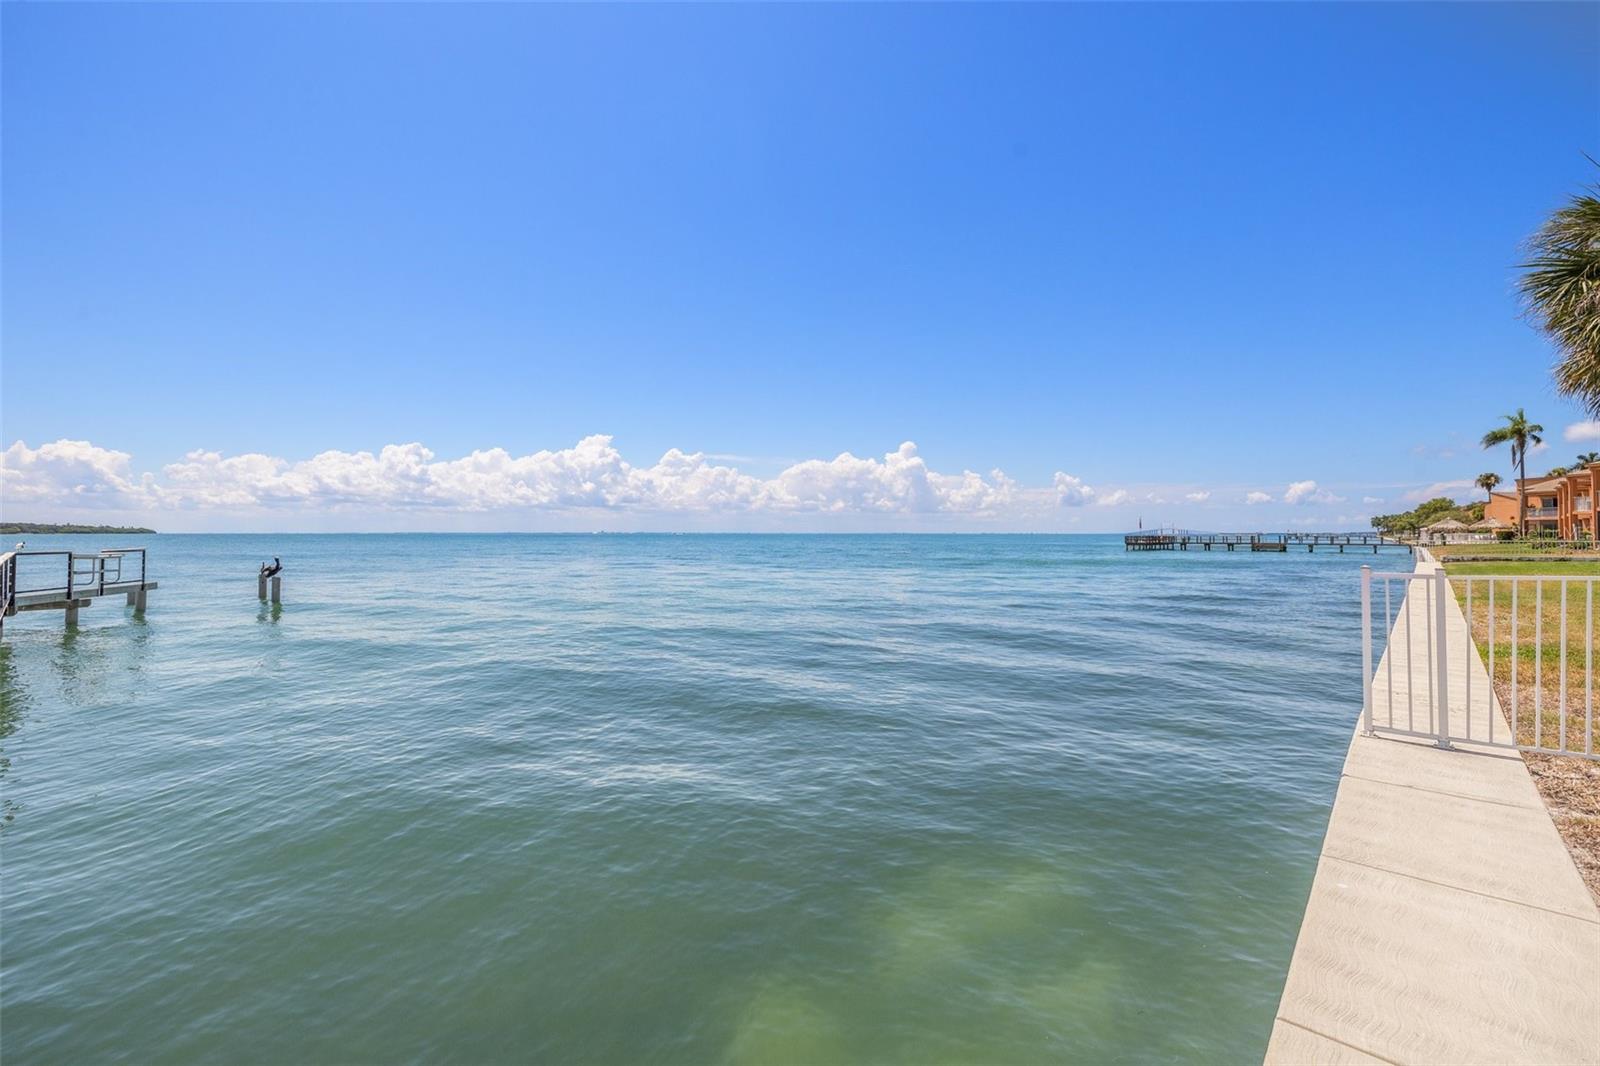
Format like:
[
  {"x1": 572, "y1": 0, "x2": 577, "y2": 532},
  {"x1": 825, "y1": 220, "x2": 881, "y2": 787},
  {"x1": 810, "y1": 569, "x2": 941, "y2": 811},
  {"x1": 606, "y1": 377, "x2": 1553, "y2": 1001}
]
[{"x1": 1, "y1": 523, "x2": 157, "y2": 535}]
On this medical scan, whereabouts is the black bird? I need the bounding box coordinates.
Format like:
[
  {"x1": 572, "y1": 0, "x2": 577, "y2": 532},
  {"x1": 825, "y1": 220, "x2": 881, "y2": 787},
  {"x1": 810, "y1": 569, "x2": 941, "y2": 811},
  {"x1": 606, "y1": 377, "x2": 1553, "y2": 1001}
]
[{"x1": 260, "y1": 557, "x2": 283, "y2": 578}]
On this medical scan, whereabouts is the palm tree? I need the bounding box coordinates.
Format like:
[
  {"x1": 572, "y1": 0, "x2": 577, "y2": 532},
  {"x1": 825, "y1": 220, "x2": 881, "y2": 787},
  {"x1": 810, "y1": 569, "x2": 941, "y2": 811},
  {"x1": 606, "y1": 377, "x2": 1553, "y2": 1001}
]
[
  {"x1": 1475, "y1": 472, "x2": 1502, "y2": 501},
  {"x1": 1521, "y1": 177, "x2": 1600, "y2": 414},
  {"x1": 1547, "y1": 466, "x2": 1572, "y2": 478},
  {"x1": 1482, "y1": 409, "x2": 1545, "y2": 535},
  {"x1": 1577, "y1": 451, "x2": 1600, "y2": 467}
]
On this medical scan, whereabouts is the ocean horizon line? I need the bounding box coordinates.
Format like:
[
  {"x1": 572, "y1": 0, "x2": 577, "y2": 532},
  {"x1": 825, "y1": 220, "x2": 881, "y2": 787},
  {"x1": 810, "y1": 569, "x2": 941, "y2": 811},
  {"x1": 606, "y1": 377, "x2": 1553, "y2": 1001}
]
[{"x1": 5, "y1": 528, "x2": 1381, "y2": 538}]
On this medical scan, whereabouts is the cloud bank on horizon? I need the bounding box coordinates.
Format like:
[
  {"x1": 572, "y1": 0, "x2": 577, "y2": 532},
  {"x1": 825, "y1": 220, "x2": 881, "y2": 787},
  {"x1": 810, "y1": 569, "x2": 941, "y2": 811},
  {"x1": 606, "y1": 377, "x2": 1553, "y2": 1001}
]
[
  {"x1": 0, "y1": 436, "x2": 1380, "y2": 530},
  {"x1": 3, "y1": 437, "x2": 1073, "y2": 521}
]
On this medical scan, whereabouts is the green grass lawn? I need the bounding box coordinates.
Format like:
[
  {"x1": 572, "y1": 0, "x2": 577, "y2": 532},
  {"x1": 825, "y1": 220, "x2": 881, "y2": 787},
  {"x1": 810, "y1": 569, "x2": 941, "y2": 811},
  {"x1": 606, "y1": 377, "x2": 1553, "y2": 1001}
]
[
  {"x1": 1447, "y1": 560, "x2": 1600, "y2": 577},
  {"x1": 1432, "y1": 543, "x2": 1599, "y2": 562},
  {"x1": 1448, "y1": 561, "x2": 1597, "y2": 754}
]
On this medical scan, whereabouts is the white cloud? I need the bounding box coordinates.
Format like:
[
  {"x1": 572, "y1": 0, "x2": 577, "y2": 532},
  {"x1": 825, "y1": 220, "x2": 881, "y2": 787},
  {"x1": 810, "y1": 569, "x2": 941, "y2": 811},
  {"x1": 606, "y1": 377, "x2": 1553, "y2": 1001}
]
[
  {"x1": 0, "y1": 438, "x2": 1267, "y2": 531},
  {"x1": 4, "y1": 436, "x2": 1097, "y2": 523},
  {"x1": 1565, "y1": 421, "x2": 1600, "y2": 443},
  {"x1": 1283, "y1": 479, "x2": 1345, "y2": 506},
  {"x1": 1052, "y1": 472, "x2": 1097, "y2": 507},
  {"x1": 0, "y1": 439, "x2": 155, "y2": 508},
  {"x1": 159, "y1": 437, "x2": 1027, "y2": 515},
  {"x1": 1362, "y1": 496, "x2": 1383, "y2": 505},
  {"x1": 1046, "y1": 473, "x2": 1135, "y2": 508},
  {"x1": 1244, "y1": 491, "x2": 1273, "y2": 505},
  {"x1": 1402, "y1": 479, "x2": 1473, "y2": 503}
]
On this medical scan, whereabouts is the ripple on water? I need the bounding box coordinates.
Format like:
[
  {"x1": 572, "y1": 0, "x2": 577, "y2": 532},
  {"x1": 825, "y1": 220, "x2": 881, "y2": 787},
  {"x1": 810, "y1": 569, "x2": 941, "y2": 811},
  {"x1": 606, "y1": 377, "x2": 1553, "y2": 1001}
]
[{"x1": 0, "y1": 534, "x2": 1368, "y2": 1063}]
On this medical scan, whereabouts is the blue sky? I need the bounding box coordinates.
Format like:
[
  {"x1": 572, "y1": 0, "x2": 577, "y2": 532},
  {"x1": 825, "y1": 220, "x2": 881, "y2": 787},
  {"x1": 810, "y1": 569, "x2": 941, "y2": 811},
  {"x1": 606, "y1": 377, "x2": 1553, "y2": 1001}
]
[{"x1": 3, "y1": 2, "x2": 1598, "y2": 531}]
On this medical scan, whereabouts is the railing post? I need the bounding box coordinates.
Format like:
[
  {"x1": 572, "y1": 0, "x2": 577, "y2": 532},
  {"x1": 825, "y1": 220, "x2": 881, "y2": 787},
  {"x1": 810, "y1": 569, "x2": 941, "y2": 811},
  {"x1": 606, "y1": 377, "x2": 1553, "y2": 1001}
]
[
  {"x1": 1361, "y1": 565, "x2": 1374, "y2": 735},
  {"x1": 1434, "y1": 566, "x2": 1451, "y2": 749}
]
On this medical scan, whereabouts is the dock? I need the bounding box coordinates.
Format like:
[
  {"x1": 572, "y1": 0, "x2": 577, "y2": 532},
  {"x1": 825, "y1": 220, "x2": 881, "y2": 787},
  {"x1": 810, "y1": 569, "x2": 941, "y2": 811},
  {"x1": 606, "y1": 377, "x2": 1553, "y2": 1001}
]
[
  {"x1": 1124, "y1": 531, "x2": 1411, "y2": 554},
  {"x1": 1265, "y1": 551, "x2": 1600, "y2": 1063},
  {"x1": 0, "y1": 547, "x2": 156, "y2": 634}
]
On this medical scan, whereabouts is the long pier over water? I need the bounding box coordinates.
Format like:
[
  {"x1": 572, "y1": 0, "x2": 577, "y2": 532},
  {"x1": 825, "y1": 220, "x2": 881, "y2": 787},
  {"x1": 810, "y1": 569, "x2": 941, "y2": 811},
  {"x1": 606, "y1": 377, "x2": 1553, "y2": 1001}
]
[{"x1": 1125, "y1": 531, "x2": 1411, "y2": 554}]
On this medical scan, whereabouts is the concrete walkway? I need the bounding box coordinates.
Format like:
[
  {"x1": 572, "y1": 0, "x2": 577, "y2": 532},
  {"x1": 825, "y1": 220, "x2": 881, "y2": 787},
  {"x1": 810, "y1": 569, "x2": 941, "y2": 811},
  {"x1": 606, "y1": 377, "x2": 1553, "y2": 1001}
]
[{"x1": 1265, "y1": 554, "x2": 1600, "y2": 1065}]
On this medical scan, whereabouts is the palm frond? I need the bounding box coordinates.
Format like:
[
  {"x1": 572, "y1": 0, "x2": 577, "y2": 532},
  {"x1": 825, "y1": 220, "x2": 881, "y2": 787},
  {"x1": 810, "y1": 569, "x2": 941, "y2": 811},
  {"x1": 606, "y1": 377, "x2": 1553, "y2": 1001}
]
[{"x1": 1522, "y1": 187, "x2": 1600, "y2": 414}]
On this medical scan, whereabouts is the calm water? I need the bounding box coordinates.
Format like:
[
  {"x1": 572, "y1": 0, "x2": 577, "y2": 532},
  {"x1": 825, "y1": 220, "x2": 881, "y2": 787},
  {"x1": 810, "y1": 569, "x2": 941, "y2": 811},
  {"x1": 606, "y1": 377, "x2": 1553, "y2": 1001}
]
[{"x1": 0, "y1": 534, "x2": 1377, "y2": 1063}]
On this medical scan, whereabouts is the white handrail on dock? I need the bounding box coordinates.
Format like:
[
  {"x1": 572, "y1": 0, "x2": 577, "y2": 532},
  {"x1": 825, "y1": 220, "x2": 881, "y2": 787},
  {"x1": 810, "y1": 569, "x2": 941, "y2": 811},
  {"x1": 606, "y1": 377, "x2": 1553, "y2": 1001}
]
[{"x1": 0, "y1": 551, "x2": 17, "y2": 635}]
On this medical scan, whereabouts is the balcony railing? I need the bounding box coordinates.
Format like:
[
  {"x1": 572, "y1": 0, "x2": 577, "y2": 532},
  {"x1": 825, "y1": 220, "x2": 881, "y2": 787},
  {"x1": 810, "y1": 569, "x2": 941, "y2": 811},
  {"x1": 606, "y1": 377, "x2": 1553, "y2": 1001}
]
[
  {"x1": 1526, "y1": 506, "x2": 1560, "y2": 518},
  {"x1": 1576, "y1": 499, "x2": 1593, "y2": 514}
]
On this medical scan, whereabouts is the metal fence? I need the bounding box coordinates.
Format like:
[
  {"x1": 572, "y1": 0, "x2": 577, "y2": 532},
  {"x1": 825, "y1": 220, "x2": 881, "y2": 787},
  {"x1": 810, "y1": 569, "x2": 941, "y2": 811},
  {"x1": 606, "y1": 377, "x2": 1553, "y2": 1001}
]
[
  {"x1": 0, "y1": 551, "x2": 15, "y2": 619},
  {"x1": 1361, "y1": 565, "x2": 1597, "y2": 761},
  {"x1": 11, "y1": 549, "x2": 147, "y2": 599}
]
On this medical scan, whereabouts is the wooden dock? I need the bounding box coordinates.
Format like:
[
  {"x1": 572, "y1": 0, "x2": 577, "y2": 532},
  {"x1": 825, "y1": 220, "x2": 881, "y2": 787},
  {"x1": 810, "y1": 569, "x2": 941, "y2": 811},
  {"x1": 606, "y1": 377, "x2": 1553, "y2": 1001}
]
[
  {"x1": 1125, "y1": 532, "x2": 1411, "y2": 554},
  {"x1": 0, "y1": 547, "x2": 156, "y2": 634}
]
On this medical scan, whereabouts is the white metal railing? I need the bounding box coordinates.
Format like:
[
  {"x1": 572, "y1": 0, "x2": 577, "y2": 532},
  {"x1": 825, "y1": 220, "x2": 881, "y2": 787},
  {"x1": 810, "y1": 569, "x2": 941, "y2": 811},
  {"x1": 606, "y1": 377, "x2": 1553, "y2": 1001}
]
[
  {"x1": 1360, "y1": 565, "x2": 1597, "y2": 760},
  {"x1": 0, "y1": 550, "x2": 15, "y2": 619}
]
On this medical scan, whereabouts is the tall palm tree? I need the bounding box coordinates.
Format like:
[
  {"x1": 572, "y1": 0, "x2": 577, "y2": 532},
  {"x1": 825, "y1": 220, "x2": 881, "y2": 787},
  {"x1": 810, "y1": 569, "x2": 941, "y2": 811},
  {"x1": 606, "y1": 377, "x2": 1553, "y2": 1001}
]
[
  {"x1": 1577, "y1": 451, "x2": 1600, "y2": 466},
  {"x1": 1475, "y1": 472, "x2": 1502, "y2": 502},
  {"x1": 1521, "y1": 177, "x2": 1600, "y2": 414},
  {"x1": 1482, "y1": 409, "x2": 1545, "y2": 535}
]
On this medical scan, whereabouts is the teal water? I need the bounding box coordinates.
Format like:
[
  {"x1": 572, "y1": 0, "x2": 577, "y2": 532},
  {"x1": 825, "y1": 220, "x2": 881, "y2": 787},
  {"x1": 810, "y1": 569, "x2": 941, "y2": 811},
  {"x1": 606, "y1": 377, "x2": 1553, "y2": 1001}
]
[{"x1": 0, "y1": 534, "x2": 1375, "y2": 1063}]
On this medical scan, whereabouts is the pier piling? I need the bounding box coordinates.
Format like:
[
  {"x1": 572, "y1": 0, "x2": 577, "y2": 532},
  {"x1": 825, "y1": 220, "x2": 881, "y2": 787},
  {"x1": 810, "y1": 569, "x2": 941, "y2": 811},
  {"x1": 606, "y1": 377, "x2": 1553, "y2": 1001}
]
[{"x1": 258, "y1": 557, "x2": 284, "y2": 604}]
